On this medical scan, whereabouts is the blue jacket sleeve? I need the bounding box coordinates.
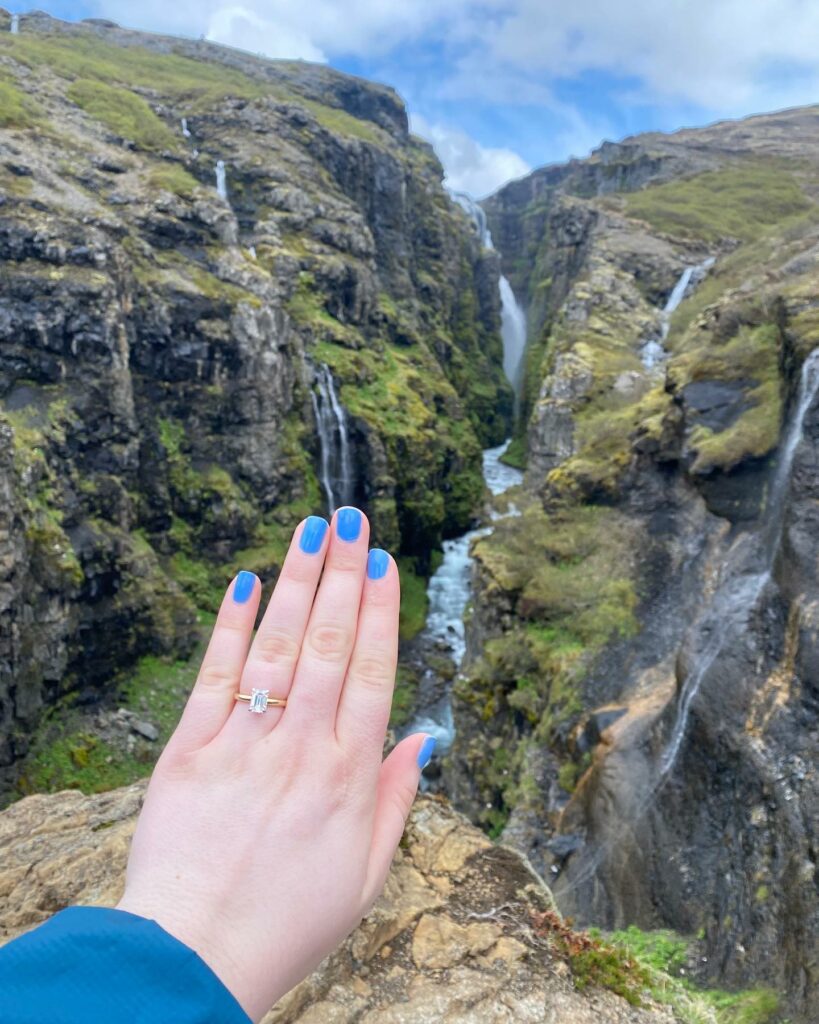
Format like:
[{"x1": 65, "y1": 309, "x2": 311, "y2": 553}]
[{"x1": 0, "y1": 906, "x2": 252, "y2": 1024}]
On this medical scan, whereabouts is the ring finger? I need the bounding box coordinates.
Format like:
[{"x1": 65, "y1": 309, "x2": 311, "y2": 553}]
[{"x1": 220, "y1": 515, "x2": 330, "y2": 743}]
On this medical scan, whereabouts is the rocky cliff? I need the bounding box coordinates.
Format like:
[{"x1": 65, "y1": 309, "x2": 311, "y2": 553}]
[
  {"x1": 0, "y1": 11, "x2": 511, "y2": 794},
  {"x1": 0, "y1": 780, "x2": 709, "y2": 1023},
  {"x1": 446, "y1": 107, "x2": 819, "y2": 1022}
]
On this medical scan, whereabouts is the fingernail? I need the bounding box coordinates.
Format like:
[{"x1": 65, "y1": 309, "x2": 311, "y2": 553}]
[
  {"x1": 367, "y1": 548, "x2": 389, "y2": 580},
  {"x1": 417, "y1": 735, "x2": 436, "y2": 770},
  {"x1": 233, "y1": 571, "x2": 256, "y2": 604},
  {"x1": 336, "y1": 506, "x2": 362, "y2": 543},
  {"x1": 300, "y1": 516, "x2": 328, "y2": 554}
]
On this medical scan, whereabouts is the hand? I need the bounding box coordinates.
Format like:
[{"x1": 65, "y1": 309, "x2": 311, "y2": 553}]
[{"x1": 116, "y1": 507, "x2": 434, "y2": 1021}]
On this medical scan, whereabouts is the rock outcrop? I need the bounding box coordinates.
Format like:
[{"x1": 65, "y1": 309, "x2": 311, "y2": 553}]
[
  {"x1": 447, "y1": 106, "x2": 819, "y2": 1021},
  {"x1": 0, "y1": 11, "x2": 511, "y2": 792},
  {"x1": 0, "y1": 783, "x2": 680, "y2": 1023}
]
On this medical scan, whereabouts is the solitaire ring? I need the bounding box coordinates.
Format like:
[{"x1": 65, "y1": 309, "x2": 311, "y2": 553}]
[{"x1": 235, "y1": 689, "x2": 288, "y2": 714}]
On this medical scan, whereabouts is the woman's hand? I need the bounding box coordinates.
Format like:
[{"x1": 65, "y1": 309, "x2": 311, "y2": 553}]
[{"x1": 116, "y1": 508, "x2": 434, "y2": 1021}]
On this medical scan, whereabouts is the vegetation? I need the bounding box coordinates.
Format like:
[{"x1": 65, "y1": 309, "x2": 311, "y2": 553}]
[
  {"x1": 299, "y1": 97, "x2": 388, "y2": 147},
  {"x1": 148, "y1": 163, "x2": 200, "y2": 198},
  {"x1": 67, "y1": 78, "x2": 178, "y2": 151},
  {"x1": 625, "y1": 162, "x2": 813, "y2": 243},
  {"x1": 0, "y1": 32, "x2": 269, "y2": 109},
  {"x1": 0, "y1": 73, "x2": 43, "y2": 128}
]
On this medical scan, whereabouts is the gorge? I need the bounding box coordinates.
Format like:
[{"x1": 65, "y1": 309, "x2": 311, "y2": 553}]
[{"x1": 0, "y1": 10, "x2": 817, "y2": 1024}]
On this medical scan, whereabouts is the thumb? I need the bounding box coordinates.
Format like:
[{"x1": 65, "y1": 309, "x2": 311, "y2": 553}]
[{"x1": 360, "y1": 732, "x2": 436, "y2": 910}]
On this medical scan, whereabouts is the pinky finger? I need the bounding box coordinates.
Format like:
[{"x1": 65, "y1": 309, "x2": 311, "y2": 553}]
[{"x1": 360, "y1": 733, "x2": 435, "y2": 911}]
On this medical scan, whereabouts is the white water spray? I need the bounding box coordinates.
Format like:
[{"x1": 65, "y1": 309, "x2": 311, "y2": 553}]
[
  {"x1": 401, "y1": 442, "x2": 524, "y2": 756},
  {"x1": 641, "y1": 256, "x2": 715, "y2": 368},
  {"x1": 181, "y1": 118, "x2": 191, "y2": 138},
  {"x1": 311, "y1": 365, "x2": 354, "y2": 514},
  {"x1": 661, "y1": 347, "x2": 819, "y2": 775},
  {"x1": 215, "y1": 160, "x2": 228, "y2": 201},
  {"x1": 10, "y1": 13, "x2": 19, "y2": 33},
  {"x1": 451, "y1": 191, "x2": 528, "y2": 402}
]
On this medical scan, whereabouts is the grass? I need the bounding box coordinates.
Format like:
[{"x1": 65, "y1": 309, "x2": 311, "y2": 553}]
[
  {"x1": 299, "y1": 97, "x2": 389, "y2": 147},
  {"x1": 397, "y1": 556, "x2": 429, "y2": 641},
  {"x1": 670, "y1": 321, "x2": 783, "y2": 474},
  {"x1": 148, "y1": 163, "x2": 200, "y2": 198},
  {"x1": 605, "y1": 925, "x2": 783, "y2": 1024},
  {"x1": 67, "y1": 78, "x2": 178, "y2": 152},
  {"x1": 0, "y1": 75, "x2": 43, "y2": 128},
  {"x1": 625, "y1": 162, "x2": 813, "y2": 243},
  {"x1": 0, "y1": 32, "x2": 268, "y2": 110}
]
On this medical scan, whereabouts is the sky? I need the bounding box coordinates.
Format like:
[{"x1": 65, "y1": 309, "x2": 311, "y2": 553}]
[{"x1": 9, "y1": 1, "x2": 819, "y2": 197}]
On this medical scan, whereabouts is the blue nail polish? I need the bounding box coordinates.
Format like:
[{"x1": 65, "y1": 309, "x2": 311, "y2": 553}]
[
  {"x1": 367, "y1": 548, "x2": 389, "y2": 580},
  {"x1": 300, "y1": 516, "x2": 328, "y2": 554},
  {"x1": 233, "y1": 571, "x2": 256, "y2": 604},
  {"x1": 417, "y1": 735, "x2": 436, "y2": 770},
  {"x1": 336, "y1": 506, "x2": 362, "y2": 543}
]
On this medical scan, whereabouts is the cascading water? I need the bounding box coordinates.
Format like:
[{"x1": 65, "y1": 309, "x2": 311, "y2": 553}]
[
  {"x1": 451, "y1": 191, "x2": 528, "y2": 402},
  {"x1": 311, "y1": 364, "x2": 354, "y2": 514},
  {"x1": 181, "y1": 118, "x2": 191, "y2": 139},
  {"x1": 215, "y1": 160, "x2": 228, "y2": 202},
  {"x1": 10, "y1": 13, "x2": 19, "y2": 33},
  {"x1": 661, "y1": 347, "x2": 819, "y2": 775},
  {"x1": 399, "y1": 442, "x2": 523, "y2": 759},
  {"x1": 641, "y1": 256, "x2": 716, "y2": 369}
]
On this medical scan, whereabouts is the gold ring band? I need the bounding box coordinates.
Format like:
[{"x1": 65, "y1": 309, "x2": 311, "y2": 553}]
[{"x1": 235, "y1": 691, "x2": 288, "y2": 710}]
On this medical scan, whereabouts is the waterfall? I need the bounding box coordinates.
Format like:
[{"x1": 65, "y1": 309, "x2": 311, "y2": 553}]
[
  {"x1": 311, "y1": 364, "x2": 354, "y2": 514},
  {"x1": 247, "y1": 245, "x2": 257, "y2": 261},
  {"x1": 181, "y1": 118, "x2": 191, "y2": 138},
  {"x1": 10, "y1": 13, "x2": 19, "y2": 33},
  {"x1": 215, "y1": 160, "x2": 228, "y2": 201},
  {"x1": 451, "y1": 191, "x2": 528, "y2": 402},
  {"x1": 399, "y1": 442, "x2": 524, "y2": 759},
  {"x1": 641, "y1": 256, "x2": 716, "y2": 368},
  {"x1": 661, "y1": 347, "x2": 819, "y2": 775}
]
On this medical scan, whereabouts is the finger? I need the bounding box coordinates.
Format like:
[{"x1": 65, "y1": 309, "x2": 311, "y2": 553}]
[
  {"x1": 168, "y1": 572, "x2": 260, "y2": 753},
  {"x1": 360, "y1": 733, "x2": 435, "y2": 910},
  {"x1": 335, "y1": 549, "x2": 399, "y2": 759},
  {"x1": 220, "y1": 516, "x2": 329, "y2": 742},
  {"x1": 282, "y1": 506, "x2": 369, "y2": 735}
]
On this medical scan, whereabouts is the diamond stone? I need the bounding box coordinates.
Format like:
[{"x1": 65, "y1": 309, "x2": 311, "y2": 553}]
[{"x1": 248, "y1": 688, "x2": 269, "y2": 714}]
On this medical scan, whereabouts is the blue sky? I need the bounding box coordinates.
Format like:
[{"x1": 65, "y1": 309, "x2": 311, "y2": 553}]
[{"x1": 8, "y1": 1, "x2": 819, "y2": 197}]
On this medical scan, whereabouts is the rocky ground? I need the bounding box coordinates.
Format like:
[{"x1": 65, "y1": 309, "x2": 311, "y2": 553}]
[{"x1": 0, "y1": 781, "x2": 696, "y2": 1023}]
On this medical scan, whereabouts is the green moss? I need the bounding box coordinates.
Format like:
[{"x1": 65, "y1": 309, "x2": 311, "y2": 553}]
[
  {"x1": 397, "y1": 556, "x2": 429, "y2": 641},
  {"x1": 671, "y1": 322, "x2": 783, "y2": 474},
  {"x1": 389, "y1": 665, "x2": 419, "y2": 728},
  {"x1": 19, "y1": 731, "x2": 148, "y2": 796},
  {"x1": 0, "y1": 76, "x2": 43, "y2": 128},
  {"x1": 148, "y1": 163, "x2": 199, "y2": 198},
  {"x1": 0, "y1": 32, "x2": 267, "y2": 110},
  {"x1": 625, "y1": 162, "x2": 813, "y2": 242},
  {"x1": 299, "y1": 97, "x2": 388, "y2": 146},
  {"x1": 607, "y1": 925, "x2": 782, "y2": 1024},
  {"x1": 67, "y1": 78, "x2": 177, "y2": 152}
]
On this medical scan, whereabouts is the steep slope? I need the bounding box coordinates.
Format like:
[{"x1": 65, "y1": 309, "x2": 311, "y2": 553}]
[
  {"x1": 447, "y1": 106, "x2": 819, "y2": 1021},
  {"x1": 0, "y1": 11, "x2": 511, "y2": 793}
]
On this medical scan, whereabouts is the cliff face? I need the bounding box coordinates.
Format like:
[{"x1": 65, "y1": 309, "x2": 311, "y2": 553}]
[
  {"x1": 448, "y1": 107, "x2": 819, "y2": 1021},
  {"x1": 0, "y1": 12, "x2": 510, "y2": 789}
]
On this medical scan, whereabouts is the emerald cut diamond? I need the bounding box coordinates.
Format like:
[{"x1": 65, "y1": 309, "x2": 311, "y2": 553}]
[{"x1": 248, "y1": 688, "x2": 269, "y2": 714}]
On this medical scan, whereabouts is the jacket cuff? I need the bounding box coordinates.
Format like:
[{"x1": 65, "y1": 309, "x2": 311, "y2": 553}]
[{"x1": 0, "y1": 906, "x2": 252, "y2": 1024}]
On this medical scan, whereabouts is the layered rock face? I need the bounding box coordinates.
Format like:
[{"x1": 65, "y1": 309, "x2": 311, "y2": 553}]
[
  {"x1": 0, "y1": 12, "x2": 510, "y2": 787},
  {"x1": 448, "y1": 107, "x2": 819, "y2": 1020},
  {"x1": 0, "y1": 783, "x2": 679, "y2": 1023}
]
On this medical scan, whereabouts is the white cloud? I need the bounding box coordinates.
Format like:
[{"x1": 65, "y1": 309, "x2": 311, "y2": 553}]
[{"x1": 411, "y1": 115, "x2": 530, "y2": 199}]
